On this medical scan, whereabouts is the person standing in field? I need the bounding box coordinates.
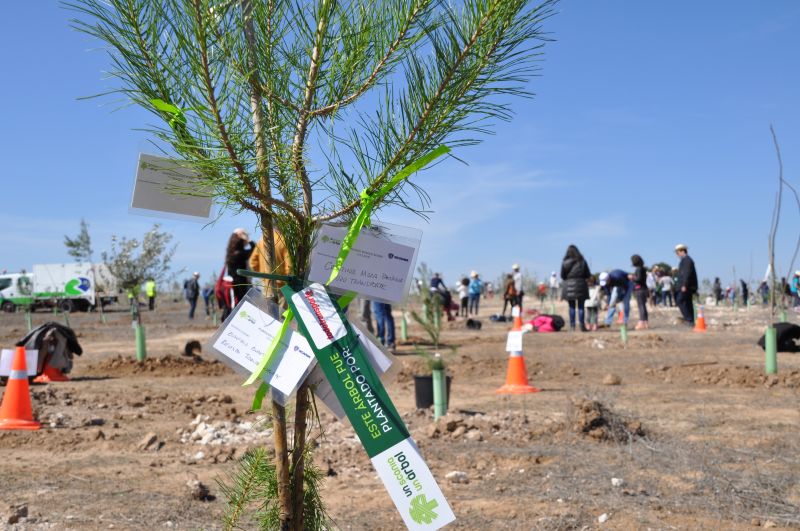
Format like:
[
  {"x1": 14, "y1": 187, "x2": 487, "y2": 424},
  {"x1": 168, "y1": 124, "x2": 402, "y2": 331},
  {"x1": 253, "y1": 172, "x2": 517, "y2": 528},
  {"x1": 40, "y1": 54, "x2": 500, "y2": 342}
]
[
  {"x1": 502, "y1": 273, "x2": 517, "y2": 318},
  {"x1": 512, "y1": 264, "x2": 524, "y2": 309},
  {"x1": 457, "y1": 278, "x2": 469, "y2": 318},
  {"x1": 184, "y1": 272, "x2": 200, "y2": 319},
  {"x1": 631, "y1": 254, "x2": 649, "y2": 330},
  {"x1": 713, "y1": 277, "x2": 723, "y2": 305},
  {"x1": 585, "y1": 276, "x2": 602, "y2": 331},
  {"x1": 548, "y1": 271, "x2": 559, "y2": 302},
  {"x1": 659, "y1": 271, "x2": 674, "y2": 307},
  {"x1": 145, "y1": 277, "x2": 156, "y2": 311},
  {"x1": 248, "y1": 229, "x2": 292, "y2": 294},
  {"x1": 560, "y1": 245, "x2": 591, "y2": 332},
  {"x1": 537, "y1": 281, "x2": 547, "y2": 307},
  {"x1": 372, "y1": 301, "x2": 395, "y2": 351},
  {"x1": 740, "y1": 280, "x2": 749, "y2": 306},
  {"x1": 675, "y1": 244, "x2": 698, "y2": 325},
  {"x1": 226, "y1": 228, "x2": 256, "y2": 306},
  {"x1": 468, "y1": 271, "x2": 483, "y2": 315}
]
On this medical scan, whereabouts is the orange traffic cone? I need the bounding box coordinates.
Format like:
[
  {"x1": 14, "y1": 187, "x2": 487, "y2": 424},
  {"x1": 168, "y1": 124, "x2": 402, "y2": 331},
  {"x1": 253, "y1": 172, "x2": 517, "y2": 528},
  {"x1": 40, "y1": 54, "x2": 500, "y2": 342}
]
[
  {"x1": 497, "y1": 308, "x2": 539, "y2": 394},
  {"x1": 511, "y1": 306, "x2": 523, "y2": 332},
  {"x1": 617, "y1": 305, "x2": 625, "y2": 324},
  {"x1": 496, "y1": 353, "x2": 540, "y2": 394},
  {"x1": 33, "y1": 364, "x2": 70, "y2": 383},
  {"x1": 0, "y1": 346, "x2": 41, "y2": 430},
  {"x1": 694, "y1": 305, "x2": 707, "y2": 332}
]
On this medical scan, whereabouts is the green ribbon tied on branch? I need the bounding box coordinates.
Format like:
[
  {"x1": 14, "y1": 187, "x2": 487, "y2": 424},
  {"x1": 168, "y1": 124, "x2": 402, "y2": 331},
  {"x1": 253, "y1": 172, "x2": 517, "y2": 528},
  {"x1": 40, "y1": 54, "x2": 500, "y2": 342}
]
[
  {"x1": 325, "y1": 145, "x2": 451, "y2": 285},
  {"x1": 244, "y1": 145, "x2": 450, "y2": 411},
  {"x1": 150, "y1": 98, "x2": 187, "y2": 129}
]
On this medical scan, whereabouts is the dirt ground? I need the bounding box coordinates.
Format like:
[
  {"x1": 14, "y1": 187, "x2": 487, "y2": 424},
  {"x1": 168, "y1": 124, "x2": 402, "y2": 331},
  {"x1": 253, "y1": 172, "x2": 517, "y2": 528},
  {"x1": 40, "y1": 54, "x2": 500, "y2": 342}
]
[{"x1": 1, "y1": 296, "x2": 799, "y2": 530}]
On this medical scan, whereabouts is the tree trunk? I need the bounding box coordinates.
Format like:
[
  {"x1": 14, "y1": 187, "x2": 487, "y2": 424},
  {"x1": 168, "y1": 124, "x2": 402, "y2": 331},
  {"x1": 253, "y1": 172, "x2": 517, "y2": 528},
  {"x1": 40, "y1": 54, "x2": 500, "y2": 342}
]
[
  {"x1": 271, "y1": 400, "x2": 292, "y2": 530},
  {"x1": 242, "y1": 1, "x2": 293, "y2": 527},
  {"x1": 290, "y1": 382, "x2": 310, "y2": 531}
]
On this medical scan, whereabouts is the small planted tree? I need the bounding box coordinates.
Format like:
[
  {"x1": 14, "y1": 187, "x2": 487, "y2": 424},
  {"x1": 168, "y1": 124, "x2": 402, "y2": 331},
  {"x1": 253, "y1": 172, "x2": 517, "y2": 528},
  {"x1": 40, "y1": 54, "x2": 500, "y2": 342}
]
[
  {"x1": 102, "y1": 224, "x2": 177, "y2": 299},
  {"x1": 64, "y1": 218, "x2": 93, "y2": 262},
  {"x1": 69, "y1": 0, "x2": 558, "y2": 527}
]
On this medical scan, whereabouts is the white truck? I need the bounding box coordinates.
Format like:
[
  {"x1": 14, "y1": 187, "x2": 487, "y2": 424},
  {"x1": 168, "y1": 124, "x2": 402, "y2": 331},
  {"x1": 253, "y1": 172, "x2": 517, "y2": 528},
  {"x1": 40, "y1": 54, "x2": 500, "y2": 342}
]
[{"x1": 0, "y1": 263, "x2": 119, "y2": 313}]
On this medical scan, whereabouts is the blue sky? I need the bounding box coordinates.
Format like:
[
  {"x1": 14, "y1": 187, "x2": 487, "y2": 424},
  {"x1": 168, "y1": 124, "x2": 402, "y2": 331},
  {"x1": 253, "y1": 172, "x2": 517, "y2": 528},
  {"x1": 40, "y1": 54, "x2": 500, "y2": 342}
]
[{"x1": 1, "y1": 1, "x2": 799, "y2": 289}]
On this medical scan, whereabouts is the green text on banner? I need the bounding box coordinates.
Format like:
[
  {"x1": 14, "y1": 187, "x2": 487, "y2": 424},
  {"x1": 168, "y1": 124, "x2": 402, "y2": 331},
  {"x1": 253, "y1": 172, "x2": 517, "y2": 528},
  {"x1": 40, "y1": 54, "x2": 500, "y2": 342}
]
[{"x1": 283, "y1": 282, "x2": 455, "y2": 530}]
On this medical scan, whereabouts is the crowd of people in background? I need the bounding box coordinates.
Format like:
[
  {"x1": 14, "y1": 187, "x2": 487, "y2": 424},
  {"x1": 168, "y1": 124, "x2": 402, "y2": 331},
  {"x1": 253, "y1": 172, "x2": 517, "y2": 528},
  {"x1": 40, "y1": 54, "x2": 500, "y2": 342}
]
[{"x1": 124, "y1": 224, "x2": 788, "y2": 343}]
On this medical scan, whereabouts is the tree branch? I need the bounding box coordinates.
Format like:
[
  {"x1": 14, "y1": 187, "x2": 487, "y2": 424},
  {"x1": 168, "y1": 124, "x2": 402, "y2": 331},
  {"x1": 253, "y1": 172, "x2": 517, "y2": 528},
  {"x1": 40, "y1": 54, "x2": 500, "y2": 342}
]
[
  {"x1": 192, "y1": 0, "x2": 305, "y2": 223},
  {"x1": 309, "y1": 0, "x2": 427, "y2": 118},
  {"x1": 292, "y1": 0, "x2": 333, "y2": 217},
  {"x1": 315, "y1": 0, "x2": 501, "y2": 222}
]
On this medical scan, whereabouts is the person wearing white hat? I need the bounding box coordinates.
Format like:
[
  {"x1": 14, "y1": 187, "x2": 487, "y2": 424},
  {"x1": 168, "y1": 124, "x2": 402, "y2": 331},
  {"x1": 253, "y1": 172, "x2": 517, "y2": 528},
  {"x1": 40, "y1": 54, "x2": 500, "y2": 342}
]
[
  {"x1": 468, "y1": 271, "x2": 483, "y2": 315},
  {"x1": 547, "y1": 270, "x2": 559, "y2": 303},
  {"x1": 674, "y1": 244, "x2": 698, "y2": 325},
  {"x1": 512, "y1": 264, "x2": 524, "y2": 309}
]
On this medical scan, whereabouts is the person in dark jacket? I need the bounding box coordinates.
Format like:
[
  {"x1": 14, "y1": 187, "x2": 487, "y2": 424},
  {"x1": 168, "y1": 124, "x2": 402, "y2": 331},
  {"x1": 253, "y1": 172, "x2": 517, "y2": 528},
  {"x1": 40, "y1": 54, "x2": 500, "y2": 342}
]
[
  {"x1": 184, "y1": 272, "x2": 200, "y2": 319},
  {"x1": 713, "y1": 277, "x2": 723, "y2": 305},
  {"x1": 226, "y1": 228, "x2": 256, "y2": 307},
  {"x1": 740, "y1": 280, "x2": 749, "y2": 306},
  {"x1": 600, "y1": 269, "x2": 633, "y2": 326},
  {"x1": 630, "y1": 255, "x2": 649, "y2": 330},
  {"x1": 675, "y1": 243, "x2": 698, "y2": 325},
  {"x1": 560, "y1": 244, "x2": 591, "y2": 331}
]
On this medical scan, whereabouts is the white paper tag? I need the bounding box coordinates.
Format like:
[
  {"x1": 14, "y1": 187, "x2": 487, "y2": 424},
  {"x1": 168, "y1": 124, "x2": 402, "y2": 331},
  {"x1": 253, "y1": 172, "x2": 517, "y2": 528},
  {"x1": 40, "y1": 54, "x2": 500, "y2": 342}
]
[
  {"x1": 211, "y1": 300, "x2": 315, "y2": 401},
  {"x1": 0, "y1": 349, "x2": 39, "y2": 377},
  {"x1": 291, "y1": 283, "x2": 347, "y2": 349},
  {"x1": 310, "y1": 325, "x2": 394, "y2": 419},
  {"x1": 505, "y1": 331, "x2": 523, "y2": 352},
  {"x1": 371, "y1": 437, "x2": 456, "y2": 530},
  {"x1": 130, "y1": 153, "x2": 214, "y2": 221},
  {"x1": 308, "y1": 223, "x2": 419, "y2": 303}
]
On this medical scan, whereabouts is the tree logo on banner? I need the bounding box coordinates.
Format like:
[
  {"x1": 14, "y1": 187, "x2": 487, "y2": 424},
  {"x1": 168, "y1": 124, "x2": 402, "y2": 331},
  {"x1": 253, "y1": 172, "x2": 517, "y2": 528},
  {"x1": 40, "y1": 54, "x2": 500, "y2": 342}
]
[{"x1": 409, "y1": 494, "x2": 440, "y2": 524}]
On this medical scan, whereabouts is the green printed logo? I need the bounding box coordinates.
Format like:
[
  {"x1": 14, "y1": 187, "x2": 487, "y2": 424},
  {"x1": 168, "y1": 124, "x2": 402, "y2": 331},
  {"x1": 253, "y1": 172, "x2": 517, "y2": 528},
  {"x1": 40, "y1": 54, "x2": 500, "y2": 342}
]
[
  {"x1": 65, "y1": 277, "x2": 91, "y2": 296},
  {"x1": 321, "y1": 235, "x2": 330, "y2": 243},
  {"x1": 409, "y1": 494, "x2": 439, "y2": 524},
  {"x1": 239, "y1": 310, "x2": 256, "y2": 324}
]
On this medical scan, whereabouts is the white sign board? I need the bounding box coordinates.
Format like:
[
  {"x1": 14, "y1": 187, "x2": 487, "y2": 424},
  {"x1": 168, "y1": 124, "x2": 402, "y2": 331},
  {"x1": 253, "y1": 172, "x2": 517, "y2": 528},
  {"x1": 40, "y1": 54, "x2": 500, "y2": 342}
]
[
  {"x1": 210, "y1": 299, "x2": 315, "y2": 405},
  {"x1": 307, "y1": 223, "x2": 421, "y2": 303},
  {"x1": 0, "y1": 349, "x2": 39, "y2": 377},
  {"x1": 131, "y1": 153, "x2": 214, "y2": 221},
  {"x1": 505, "y1": 331, "x2": 523, "y2": 353}
]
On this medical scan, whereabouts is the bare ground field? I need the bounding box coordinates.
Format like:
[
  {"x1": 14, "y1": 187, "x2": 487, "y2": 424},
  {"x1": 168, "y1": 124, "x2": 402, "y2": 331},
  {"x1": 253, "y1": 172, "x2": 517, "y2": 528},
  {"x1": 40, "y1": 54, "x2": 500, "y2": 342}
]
[{"x1": 1, "y1": 297, "x2": 799, "y2": 530}]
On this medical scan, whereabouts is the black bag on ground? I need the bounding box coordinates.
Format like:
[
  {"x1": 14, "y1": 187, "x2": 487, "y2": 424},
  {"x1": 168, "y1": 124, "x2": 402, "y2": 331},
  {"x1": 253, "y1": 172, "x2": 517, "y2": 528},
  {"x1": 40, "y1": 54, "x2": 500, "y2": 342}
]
[
  {"x1": 15, "y1": 322, "x2": 83, "y2": 375},
  {"x1": 757, "y1": 322, "x2": 800, "y2": 353}
]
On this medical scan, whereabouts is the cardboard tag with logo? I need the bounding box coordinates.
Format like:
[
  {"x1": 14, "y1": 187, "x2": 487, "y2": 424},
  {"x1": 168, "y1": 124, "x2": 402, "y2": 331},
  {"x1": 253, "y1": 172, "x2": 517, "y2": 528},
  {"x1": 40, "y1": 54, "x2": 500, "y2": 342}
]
[
  {"x1": 206, "y1": 289, "x2": 316, "y2": 406},
  {"x1": 307, "y1": 222, "x2": 421, "y2": 303}
]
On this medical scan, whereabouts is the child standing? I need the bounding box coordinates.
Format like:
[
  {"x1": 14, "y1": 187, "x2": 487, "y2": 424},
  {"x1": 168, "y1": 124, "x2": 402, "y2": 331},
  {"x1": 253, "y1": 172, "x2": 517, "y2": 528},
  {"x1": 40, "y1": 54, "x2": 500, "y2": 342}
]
[
  {"x1": 457, "y1": 278, "x2": 469, "y2": 318},
  {"x1": 585, "y1": 276, "x2": 602, "y2": 331}
]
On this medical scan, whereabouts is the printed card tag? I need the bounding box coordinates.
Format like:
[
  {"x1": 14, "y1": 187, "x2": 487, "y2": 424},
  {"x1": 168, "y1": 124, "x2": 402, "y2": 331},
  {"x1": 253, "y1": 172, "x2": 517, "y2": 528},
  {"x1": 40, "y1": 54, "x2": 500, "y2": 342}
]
[
  {"x1": 210, "y1": 299, "x2": 315, "y2": 403},
  {"x1": 290, "y1": 283, "x2": 347, "y2": 349},
  {"x1": 371, "y1": 437, "x2": 456, "y2": 530}
]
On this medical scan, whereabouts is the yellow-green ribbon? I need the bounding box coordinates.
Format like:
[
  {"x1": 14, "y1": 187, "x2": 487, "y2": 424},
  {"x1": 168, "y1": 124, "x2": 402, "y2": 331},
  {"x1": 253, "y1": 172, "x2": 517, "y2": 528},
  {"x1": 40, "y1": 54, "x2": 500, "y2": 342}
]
[
  {"x1": 326, "y1": 145, "x2": 450, "y2": 285},
  {"x1": 150, "y1": 98, "x2": 187, "y2": 129}
]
